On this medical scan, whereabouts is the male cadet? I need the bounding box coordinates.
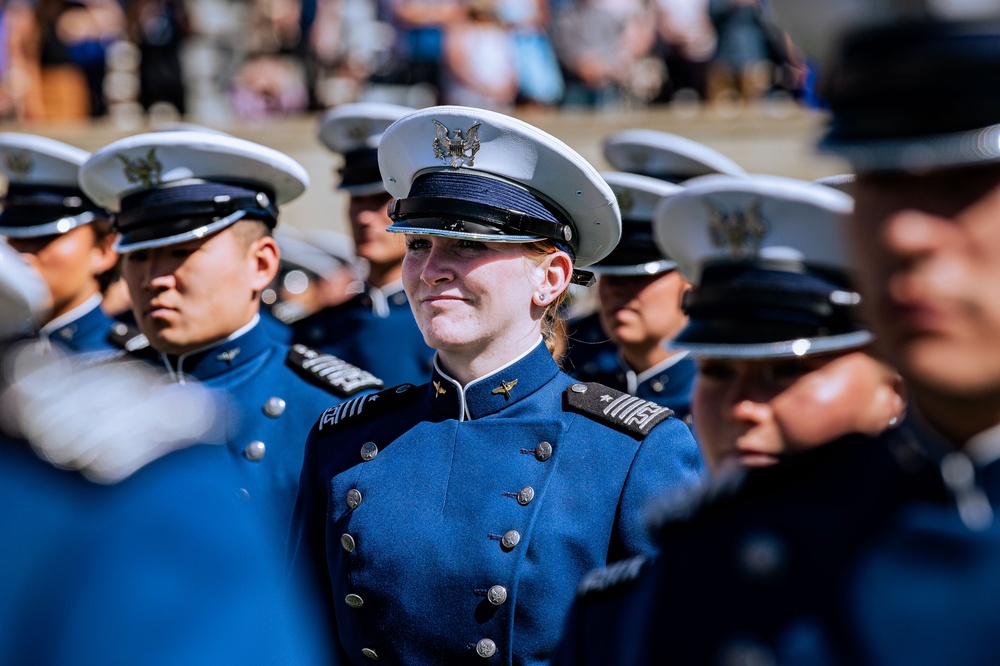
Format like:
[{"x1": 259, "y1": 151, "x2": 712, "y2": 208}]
[
  {"x1": 564, "y1": 172, "x2": 696, "y2": 421},
  {"x1": 0, "y1": 241, "x2": 335, "y2": 665},
  {"x1": 79, "y1": 131, "x2": 382, "y2": 534},
  {"x1": 565, "y1": 132, "x2": 745, "y2": 418},
  {"x1": 0, "y1": 133, "x2": 120, "y2": 353},
  {"x1": 291, "y1": 102, "x2": 435, "y2": 387},
  {"x1": 555, "y1": 7, "x2": 1000, "y2": 665}
]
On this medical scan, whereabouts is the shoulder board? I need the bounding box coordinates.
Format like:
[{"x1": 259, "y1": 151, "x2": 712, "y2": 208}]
[
  {"x1": 107, "y1": 321, "x2": 149, "y2": 352},
  {"x1": 287, "y1": 344, "x2": 384, "y2": 397},
  {"x1": 564, "y1": 382, "x2": 674, "y2": 439},
  {"x1": 576, "y1": 556, "x2": 649, "y2": 598},
  {"x1": 317, "y1": 382, "x2": 420, "y2": 431}
]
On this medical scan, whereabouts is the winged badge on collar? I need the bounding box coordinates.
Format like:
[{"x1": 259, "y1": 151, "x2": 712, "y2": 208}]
[{"x1": 433, "y1": 120, "x2": 481, "y2": 167}]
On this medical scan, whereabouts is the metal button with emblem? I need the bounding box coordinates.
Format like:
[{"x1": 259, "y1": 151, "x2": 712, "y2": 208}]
[
  {"x1": 651, "y1": 377, "x2": 667, "y2": 393},
  {"x1": 243, "y1": 440, "x2": 266, "y2": 461},
  {"x1": 347, "y1": 488, "x2": 363, "y2": 509},
  {"x1": 517, "y1": 486, "x2": 535, "y2": 506},
  {"x1": 361, "y1": 441, "x2": 378, "y2": 461},
  {"x1": 501, "y1": 530, "x2": 521, "y2": 549},
  {"x1": 345, "y1": 593, "x2": 364, "y2": 608},
  {"x1": 361, "y1": 648, "x2": 379, "y2": 661},
  {"x1": 570, "y1": 383, "x2": 588, "y2": 394},
  {"x1": 476, "y1": 638, "x2": 497, "y2": 658},
  {"x1": 535, "y1": 441, "x2": 553, "y2": 462},
  {"x1": 341, "y1": 533, "x2": 356, "y2": 552},
  {"x1": 262, "y1": 396, "x2": 286, "y2": 417},
  {"x1": 487, "y1": 585, "x2": 507, "y2": 606}
]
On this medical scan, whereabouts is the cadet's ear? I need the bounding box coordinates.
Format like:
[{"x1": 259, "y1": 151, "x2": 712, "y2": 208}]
[
  {"x1": 531, "y1": 250, "x2": 573, "y2": 307},
  {"x1": 90, "y1": 229, "x2": 119, "y2": 277},
  {"x1": 248, "y1": 235, "x2": 280, "y2": 292}
]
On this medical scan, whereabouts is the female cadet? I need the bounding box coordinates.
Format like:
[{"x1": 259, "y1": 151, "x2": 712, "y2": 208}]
[
  {"x1": 652, "y1": 174, "x2": 906, "y2": 472},
  {"x1": 289, "y1": 106, "x2": 703, "y2": 665}
]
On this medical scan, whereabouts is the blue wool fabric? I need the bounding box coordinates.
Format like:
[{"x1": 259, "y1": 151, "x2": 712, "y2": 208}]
[{"x1": 289, "y1": 340, "x2": 702, "y2": 665}]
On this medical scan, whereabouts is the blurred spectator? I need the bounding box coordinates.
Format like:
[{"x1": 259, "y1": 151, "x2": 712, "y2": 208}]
[
  {"x1": 382, "y1": 0, "x2": 464, "y2": 97},
  {"x1": 127, "y1": 0, "x2": 189, "y2": 115},
  {"x1": 0, "y1": 0, "x2": 45, "y2": 120},
  {"x1": 496, "y1": 0, "x2": 564, "y2": 107},
  {"x1": 309, "y1": 0, "x2": 390, "y2": 106},
  {"x1": 654, "y1": 0, "x2": 714, "y2": 102},
  {"x1": 229, "y1": 52, "x2": 309, "y2": 117},
  {"x1": 553, "y1": 0, "x2": 658, "y2": 109},
  {"x1": 37, "y1": 0, "x2": 125, "y2": 118},
  {"x1": 707, "y1": 0, "x2": 790, "y2": 105},
  {"x1": 440, "y1": 0, "x2": 517, "y2": 110}
]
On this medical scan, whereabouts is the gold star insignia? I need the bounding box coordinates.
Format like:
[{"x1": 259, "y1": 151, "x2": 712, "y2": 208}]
[
  {"x1": 492, "y1": 379, "x2": 518, "y2": 401},
  {"x1": 433, "y1": 381, "x2": 447, "y2": 398}
]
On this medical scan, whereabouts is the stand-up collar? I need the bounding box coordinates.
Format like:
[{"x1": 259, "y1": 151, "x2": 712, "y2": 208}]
[
  {"x1": 159, "y1": 315, "x2": 267, "y2": 383},
  {"x1": 38, "y1": 294, "x2": 104, "y2": 345},
  {"x1": 429, "y1": 337, "x2": 559, "y2": 421}
]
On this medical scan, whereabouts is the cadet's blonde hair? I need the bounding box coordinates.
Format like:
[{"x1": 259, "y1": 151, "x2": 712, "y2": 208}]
[{"x1": 523, "y1": 241, "x2": 571, "y2": 361}]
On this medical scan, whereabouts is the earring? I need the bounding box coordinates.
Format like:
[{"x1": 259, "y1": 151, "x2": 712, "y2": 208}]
[
  {"x1": 888, "y1": 416, "x2": 899, "y2": 428},
  {"x1": 537, "y1": 294, "x2": 547, "y2": 303}
]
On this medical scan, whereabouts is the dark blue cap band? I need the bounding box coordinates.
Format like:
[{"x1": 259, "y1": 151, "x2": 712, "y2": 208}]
[
  {"x1": 338, "y1": 148, "x2": 382, "y2": 189},
  {"x1": 408, "y1": 171, "x2": 568, "y2": 227},
  {"x1": 115, "y1": 182, "x2": 278, "y2": 246},
  {"x1": 678, "y1": 260, "x2": 865, "y2": 346},
  {"x1": 0, "y1": 183, "x2": 104, "y2": 231}
]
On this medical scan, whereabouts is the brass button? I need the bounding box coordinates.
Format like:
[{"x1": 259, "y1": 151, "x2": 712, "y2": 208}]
[
  {"x1": 360, "y1": 442, "x2": 378, "y2": 461},
  {"x1": 341, "y1": 533, "x2": 356, "y2": 552},
  {"x1": 535, "y1": 441, "x2": 553, "y2": 462},
  {"x1": 243, "y1": 441, "x2": 266, "y2": 461},
  {"x1": 263, "y1": 396, "x2": 286, "y2": 417},
  {"x1": 501, "y1": 530, "x2": 521, "y2": 549},
  {"x1": 476, "y1": 638, "x2": 497, "y2": 658},
  {"x1": 345, "y1": 593, "x2": 364, "y2": 608},
  {"x1": 361, "y1": 647, "x2": 379, "y2": 660},
  {"x1": 517, "y1": 486, "x2": 534, "y2": 506},
  {"x1": 487, "y1": 585, "x2": 507, "y2": 606},
  {"x1": 347, "y1": 488, "x2": 363, "y2": 509}
]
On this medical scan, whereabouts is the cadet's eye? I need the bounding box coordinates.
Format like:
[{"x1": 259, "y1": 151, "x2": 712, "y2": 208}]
[
  {"x1": 128, "y1": 250, "x2": 150, "y2": 262},
  {"x1": 771, "y1": 360, "x2": 812, "y2": 381},
  {"x1": 406, "y1": 238, "x2": 430, "y2": 251},
  {"x1": 456, "y1": 239, "x2": 488, "y2": 251},
  {"x1": 171, "y1": 247, "x2": 196, "y2": 259},
  {"x1": 698, "y1": 362, "x2": 735, "y2": 381}
]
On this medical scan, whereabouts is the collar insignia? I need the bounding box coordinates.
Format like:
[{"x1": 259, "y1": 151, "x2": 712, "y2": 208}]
[
  {"x1": 433, "y1": 380, "x2": 447, "y2": 398},
  {"x1": 217, "y1": 347, "x2": 241, "y2": 363},
  {"x1": 118, "y1": 148, "x2": 163, "y2": 188},
  {"x1": 4, "y1": 151, "x2": 33, "y2": 178},
  {"x1": 432, "y1": 119, "x2": 482, "y2": 167},
  {"x1": 492, "y1": 378, "x2": 518, "y2": 401},
  {"x1": 707, "y1": 199, "x2": 768, "y2": 259}
]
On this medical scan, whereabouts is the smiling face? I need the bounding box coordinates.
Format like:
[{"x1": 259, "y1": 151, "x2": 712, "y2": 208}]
[
  {"x1": 692, "y1": 351, "x2": 904, "y2": 471},
  {"x1": 8, "y1": 224, "x2": 117, "y2": 322},
  {"x1": 121, "y1": 221, "x2": 279, "y2": 356},
  {"x1": 402, "y1": 235, "x2": 571, "y2": 378}
]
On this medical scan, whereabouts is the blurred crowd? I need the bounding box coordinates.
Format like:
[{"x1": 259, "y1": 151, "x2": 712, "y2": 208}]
[{"x1": 0, "y1": 0, "x2": 806, "y2": 123}]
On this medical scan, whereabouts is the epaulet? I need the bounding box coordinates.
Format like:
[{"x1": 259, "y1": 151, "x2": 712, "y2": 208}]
[
  {"x1": 287, "y1": 344, "x2": 385, "y2": 397},
  {"x1": 317, "y1": 383, "x2": 420, "y2": 431},
  {"x1": 107, "y1": 321, "x2": 149, "y2": 352},
  {"x1": 564, "y1": 382, "x2": 674, "y2": 439},
  {"x1": 576, "y1": 555, "x2": 649, "y2": 598}
]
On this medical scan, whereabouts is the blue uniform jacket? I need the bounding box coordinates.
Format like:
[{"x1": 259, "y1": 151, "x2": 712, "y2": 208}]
[
  {"x1": 39, "y1": 297, "x2": 119, "y2": 354},
  {"x1": 130, "y1": 320, "x2": 380, "y2": 534},
  {"x1": 0, "y1": 434, "x2": 336, "y2": 666},
  {"x1": 289, "y1": 340, "x2": 703, "y2": 666},
  {"x1": 564, "y1": 313, "x2": 695, "y2": 422},
  {"x1": 553, "y1": 420, "x2": 1000, "y2": 665},
  {"x1": 291, "y1": 283, "x2": 434, "y2": 388}
]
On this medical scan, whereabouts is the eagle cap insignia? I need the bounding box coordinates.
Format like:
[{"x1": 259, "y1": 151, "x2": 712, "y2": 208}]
[
  {"x1": 117, "y1": 148, "x2": 163, "y2": 189},
  {"x1": 707, "y1": 199, "x2": 768, "y2": 259},
  {"x1": 347, "y1": 119, "x2": 373, "y2": 144},
  {"x1": 432, "y1": 119, "x2": 482, "y2": 167},
  {"x1": 4, "y1": 151, "x2": 33, "y2": 178}
]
